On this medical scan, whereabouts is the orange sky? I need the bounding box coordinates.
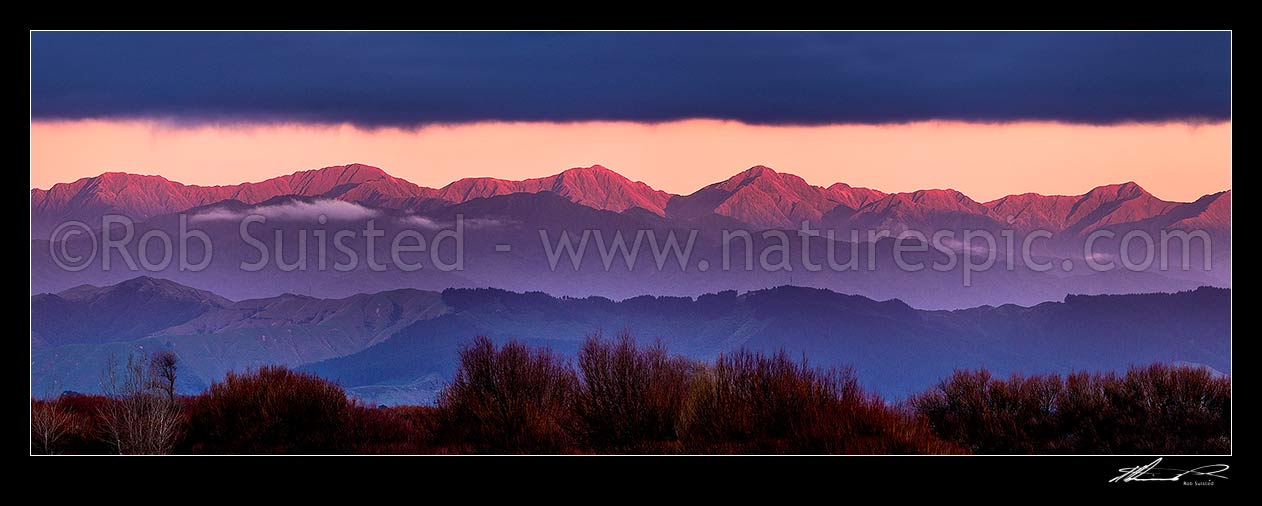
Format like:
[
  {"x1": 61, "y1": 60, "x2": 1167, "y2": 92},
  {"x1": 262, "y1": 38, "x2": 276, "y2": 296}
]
[{"x1": 30, "y1": 119, "x2": 1231, "y2": 202}]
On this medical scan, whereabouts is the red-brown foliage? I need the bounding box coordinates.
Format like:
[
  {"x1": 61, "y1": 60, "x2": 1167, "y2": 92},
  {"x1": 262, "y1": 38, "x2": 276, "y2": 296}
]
[
  {"x1": 436, "y1": 337, "x2": 579, "y2": 453},
  {"x1": 32, "y1": 341, "x2": 1230, "y2": 455},
  {"x1": 574, "y1": 333, "x2": 694, "y2": 452},
  {"x1": 340, "y1": 404, "x2": 444, "y2": 454},
  {"x1": 680, "y1": 350, "x2": 957, "y2": 454},
  {"x1": 181, "y1": 366, "x2": 362, "y2": 454},
  {"x1": 911, "y1": 364, "x2": 1231, "y2": 454}
]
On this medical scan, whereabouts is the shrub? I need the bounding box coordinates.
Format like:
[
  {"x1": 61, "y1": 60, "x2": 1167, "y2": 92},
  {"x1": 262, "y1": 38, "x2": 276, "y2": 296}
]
[
  {"x1": 344, "y1": 404, "x2": 443, "y2": 454},
  {"x1": 680, "y1": 350, "x2": 955, "y2": 454},
  {"x1": 911, "y1": 364, "x2": 1230, "y2": 454},
  {"x1": 32, "y1": 339, "x2": 1229, "y2": 455},
  {"x1": 182, "y1": 366, "x2": 358, "y2": 454},
  {"x1": 437, "y1": 337, "x2": 578, "y2": 453},
  {"x1": 574, "y1": 333, "x2": 695, "y2": 452}
]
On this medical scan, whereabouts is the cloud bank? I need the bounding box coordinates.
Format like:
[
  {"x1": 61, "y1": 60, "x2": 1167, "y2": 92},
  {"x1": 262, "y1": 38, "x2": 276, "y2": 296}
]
[
  {"x1": 31, "y1": 32, "x2": 1230, "y2": 126},
  {"x1": 191, "y1": 200, "x2": 381, "y2": 223}
]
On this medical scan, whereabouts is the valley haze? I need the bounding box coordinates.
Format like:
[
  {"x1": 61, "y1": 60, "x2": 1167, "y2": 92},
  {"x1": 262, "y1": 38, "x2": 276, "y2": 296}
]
[
  {"x1": 31, "y1": 163, "x2": 1230, "y2": 309},
  {"x1": 30, "y1": 163, "x2": 1231, "y2": 406},
  {"x1": 31, "y1": 276, "x2": 1230, "y2": 407}
]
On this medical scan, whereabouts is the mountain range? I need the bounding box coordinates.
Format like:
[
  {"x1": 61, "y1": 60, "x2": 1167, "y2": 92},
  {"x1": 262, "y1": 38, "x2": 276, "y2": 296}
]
[
  {"x1": 31, "y1": 163, "x2": 1230, "y2": 239},
  {"x1": 30, "y1": 276, "x2": 1230, "y2": 406},
  {"x1": 30, "y1": 163, "x2": 1230, "y2": 309}
]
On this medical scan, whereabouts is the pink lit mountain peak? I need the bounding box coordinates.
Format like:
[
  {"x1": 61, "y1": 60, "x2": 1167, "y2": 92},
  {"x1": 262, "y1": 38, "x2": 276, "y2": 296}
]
[
  {"x1": 31, "y1": 163, "x2": 1229, "y2": 239},
  {"x1": 436, "y1": 164, "x2": 672, "y2": 216}
]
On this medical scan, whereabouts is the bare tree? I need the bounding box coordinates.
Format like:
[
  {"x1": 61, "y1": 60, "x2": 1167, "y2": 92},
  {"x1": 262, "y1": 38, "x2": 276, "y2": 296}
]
[
  {"x1": 98, "y1": 352, "x2": 182, "y2": 454},
  {"x1": 149, "y1": 350, "x2": 179, "y2": 404},
  {"x1": 31, "y1": 396, "x2": 72, "y2": 455}
]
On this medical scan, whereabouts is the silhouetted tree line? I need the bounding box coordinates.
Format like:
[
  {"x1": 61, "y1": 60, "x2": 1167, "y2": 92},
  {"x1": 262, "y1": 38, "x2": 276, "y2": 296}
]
[{"x1": 30, "y1": 335, "x2": 1230, "y2": 455}]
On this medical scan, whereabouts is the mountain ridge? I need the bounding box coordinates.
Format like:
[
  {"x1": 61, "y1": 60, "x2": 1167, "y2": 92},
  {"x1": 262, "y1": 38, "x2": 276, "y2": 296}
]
[
  {"x1": 34, "y1": 163, "x2": 1229, "y2": 236},
  {"x1": 31, "y1": 276, "x2": 1231, "y2": 404}
]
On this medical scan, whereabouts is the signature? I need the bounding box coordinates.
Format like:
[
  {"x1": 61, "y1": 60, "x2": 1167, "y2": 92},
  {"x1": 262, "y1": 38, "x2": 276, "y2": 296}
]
[{"x1": 1110, "y1": 458, "x2": 1229, "y2": 483}]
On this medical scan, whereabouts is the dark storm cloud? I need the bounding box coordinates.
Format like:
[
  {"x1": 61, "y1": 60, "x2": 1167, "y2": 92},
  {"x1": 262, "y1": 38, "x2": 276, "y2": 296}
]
[{"x1": 30, "y1": 31, "x2": 1230, "y2": 126}]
